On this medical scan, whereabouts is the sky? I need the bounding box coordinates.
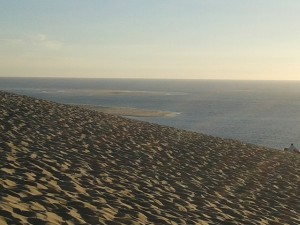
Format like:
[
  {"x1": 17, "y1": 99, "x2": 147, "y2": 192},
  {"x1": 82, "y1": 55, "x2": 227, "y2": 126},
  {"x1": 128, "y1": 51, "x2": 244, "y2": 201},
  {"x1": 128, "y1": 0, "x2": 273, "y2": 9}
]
[{"x1": 1, "y1": 0, "x2": 300, "y2": 80}]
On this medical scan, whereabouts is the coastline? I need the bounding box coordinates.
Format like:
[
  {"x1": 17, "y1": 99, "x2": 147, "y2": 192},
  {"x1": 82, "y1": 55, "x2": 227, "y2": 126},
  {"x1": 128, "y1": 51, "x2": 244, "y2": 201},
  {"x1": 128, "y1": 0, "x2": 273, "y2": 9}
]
[{"x1": 1, "y1": 78, "x2": 300, "y2": 150}]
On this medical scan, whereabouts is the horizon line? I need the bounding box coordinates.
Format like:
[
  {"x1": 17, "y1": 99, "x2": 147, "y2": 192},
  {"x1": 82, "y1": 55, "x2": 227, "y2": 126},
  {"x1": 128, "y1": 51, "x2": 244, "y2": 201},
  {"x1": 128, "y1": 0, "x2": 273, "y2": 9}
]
[{"x1": 1, "y1": 76, "x2": 300, "y2": 82}]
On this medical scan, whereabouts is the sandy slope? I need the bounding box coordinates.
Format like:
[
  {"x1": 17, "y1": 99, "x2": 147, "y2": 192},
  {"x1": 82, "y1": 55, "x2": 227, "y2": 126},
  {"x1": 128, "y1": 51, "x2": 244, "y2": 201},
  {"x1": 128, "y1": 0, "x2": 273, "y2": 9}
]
[{"x1": 0, "y1": 91, "x2": 299, "y2": 225}]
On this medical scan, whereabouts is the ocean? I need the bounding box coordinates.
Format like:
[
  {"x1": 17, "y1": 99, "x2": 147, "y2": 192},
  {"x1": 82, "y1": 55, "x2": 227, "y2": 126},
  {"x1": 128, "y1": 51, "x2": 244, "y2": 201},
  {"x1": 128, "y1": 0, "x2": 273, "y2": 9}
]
[{"x1": 1, "y1": 77, "x2": 300, "y2": 150}]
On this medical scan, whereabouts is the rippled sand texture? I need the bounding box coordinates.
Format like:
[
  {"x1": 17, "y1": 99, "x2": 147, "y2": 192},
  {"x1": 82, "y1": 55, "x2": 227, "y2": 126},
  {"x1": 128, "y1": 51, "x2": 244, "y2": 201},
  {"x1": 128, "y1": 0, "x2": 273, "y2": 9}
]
[{"x1": 0, "y1": 91, "x2": 300, "y2": 225}]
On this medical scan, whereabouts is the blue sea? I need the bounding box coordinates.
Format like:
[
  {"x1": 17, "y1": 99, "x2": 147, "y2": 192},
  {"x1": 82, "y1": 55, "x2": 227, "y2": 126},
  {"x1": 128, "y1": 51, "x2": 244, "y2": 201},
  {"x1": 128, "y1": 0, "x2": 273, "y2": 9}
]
[{"x1": 1, "y1": 77, "x2": 300, "y2": 150}]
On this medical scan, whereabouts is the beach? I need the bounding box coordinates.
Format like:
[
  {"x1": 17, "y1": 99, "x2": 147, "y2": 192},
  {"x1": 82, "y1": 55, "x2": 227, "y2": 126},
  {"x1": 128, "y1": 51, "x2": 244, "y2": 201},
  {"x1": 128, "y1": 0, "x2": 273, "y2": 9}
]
[{"x1": 0, "y1": 91, "x2": 300, "y2": 224}]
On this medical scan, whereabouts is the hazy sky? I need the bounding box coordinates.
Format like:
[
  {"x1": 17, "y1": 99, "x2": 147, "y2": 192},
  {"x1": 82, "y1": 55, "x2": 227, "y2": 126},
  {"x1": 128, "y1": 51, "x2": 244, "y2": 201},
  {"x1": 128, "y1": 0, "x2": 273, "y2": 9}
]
[{"x1": 1, "y1": 0, "x2": 300, "y2": 80}]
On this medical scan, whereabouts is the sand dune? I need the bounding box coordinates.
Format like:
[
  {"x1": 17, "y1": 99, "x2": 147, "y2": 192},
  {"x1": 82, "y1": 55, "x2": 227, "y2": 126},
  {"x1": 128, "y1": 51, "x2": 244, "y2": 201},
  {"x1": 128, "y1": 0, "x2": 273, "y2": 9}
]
[{"x1": 0, "y1": 91, "x2": 300, "y2": 224}]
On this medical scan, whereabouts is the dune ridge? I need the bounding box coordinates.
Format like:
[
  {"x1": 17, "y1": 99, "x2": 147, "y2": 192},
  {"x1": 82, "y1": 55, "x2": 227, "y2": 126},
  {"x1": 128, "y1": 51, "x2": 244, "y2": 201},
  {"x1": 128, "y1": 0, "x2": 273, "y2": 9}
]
[{"x1": 0, "y1": 91, "x2": 300, "y2": 224}]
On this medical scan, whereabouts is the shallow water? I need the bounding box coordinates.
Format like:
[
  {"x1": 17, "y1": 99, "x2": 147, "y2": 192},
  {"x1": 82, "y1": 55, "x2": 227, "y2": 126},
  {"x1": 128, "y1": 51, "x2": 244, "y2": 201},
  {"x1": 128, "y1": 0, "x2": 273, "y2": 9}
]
[{"x1": 1, "y1": 77, "x2": 300, "y2": 149}]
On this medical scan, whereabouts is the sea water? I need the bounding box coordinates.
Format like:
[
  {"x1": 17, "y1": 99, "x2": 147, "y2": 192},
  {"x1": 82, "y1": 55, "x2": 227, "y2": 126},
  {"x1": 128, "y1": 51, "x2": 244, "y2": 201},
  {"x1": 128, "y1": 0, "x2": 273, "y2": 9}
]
[{"x1": 1, "y1": 77, "x2": 300, "y2": 150}]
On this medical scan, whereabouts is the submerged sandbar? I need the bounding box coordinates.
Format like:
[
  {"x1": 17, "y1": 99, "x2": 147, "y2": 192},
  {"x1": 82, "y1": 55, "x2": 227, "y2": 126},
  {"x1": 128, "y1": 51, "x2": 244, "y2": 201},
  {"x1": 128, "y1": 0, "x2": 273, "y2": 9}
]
[{"x1": 76, "y1": 104, "x2": 179, "y2": 117}]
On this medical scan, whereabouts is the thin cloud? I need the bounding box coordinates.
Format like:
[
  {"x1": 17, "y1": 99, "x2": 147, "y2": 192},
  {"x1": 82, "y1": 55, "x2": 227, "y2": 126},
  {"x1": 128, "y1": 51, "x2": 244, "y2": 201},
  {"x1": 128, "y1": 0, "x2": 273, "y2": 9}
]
[
  {"x1": 27, "y1": 34, "x2": 62, "y2": 50},
  {"x1": 0, "y1": 34, "x2": 62, "y2": 50},
  {"x1": 0, "y1": 38, "x2": 24, "y2": 45}
]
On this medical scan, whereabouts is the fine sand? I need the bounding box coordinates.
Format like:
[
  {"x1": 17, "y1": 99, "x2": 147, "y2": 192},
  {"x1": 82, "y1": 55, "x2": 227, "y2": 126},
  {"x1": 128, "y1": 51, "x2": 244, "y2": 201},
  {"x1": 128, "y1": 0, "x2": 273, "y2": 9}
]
[{"x1": 0, "y1": 91, "x2": 300, "y2": 224}]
